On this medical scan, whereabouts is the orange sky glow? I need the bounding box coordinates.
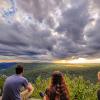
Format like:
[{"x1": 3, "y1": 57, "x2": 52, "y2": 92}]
[{"x1": 0, "y1": 58, "x2": 100, "y2": 63}]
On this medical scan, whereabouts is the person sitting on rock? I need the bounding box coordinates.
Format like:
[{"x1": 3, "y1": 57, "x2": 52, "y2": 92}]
[{"x1": 2, "y1": 65, "x2": 34, "y2": 100}]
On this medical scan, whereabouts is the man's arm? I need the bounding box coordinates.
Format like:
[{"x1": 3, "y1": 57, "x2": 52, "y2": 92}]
[
  {"x1": 22, "y1": 78, "x2": 34, "y2": 92},
  {"x1": 26, "y1": 83, "x2": 34, "y2": 92},
  {"x1": 21, "y1": 83, "x2": 34, "y2": 99}
]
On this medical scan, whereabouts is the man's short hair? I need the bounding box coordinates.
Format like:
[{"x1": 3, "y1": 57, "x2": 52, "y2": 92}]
[{"x1": 16, "y1": 65, "x2": 23, "y2": 74}]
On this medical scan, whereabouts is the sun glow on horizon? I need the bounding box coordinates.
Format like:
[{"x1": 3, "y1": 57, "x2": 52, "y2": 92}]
[
  {"x1": 53, "y1": 60, "x2": 68, "y2": 63},
  {"x1": 53, "y1": 58, "x2": 100, "y2": 64},
  {"x1": 68, "y1": 58, "x2": 100, "y2": 64},
  {"x1": 68, "y1": 58, "x2": 87, "y2": 64}
]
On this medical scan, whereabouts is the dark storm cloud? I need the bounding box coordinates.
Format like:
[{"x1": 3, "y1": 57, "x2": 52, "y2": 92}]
[
  {"x1": 16, "y1": 0, "x2": 64, "y2": 21},
  {"x1": 52, "y1": 0, "x2": 90, "y2": 58},
  {"x1": 56, "y1": 2, "x2": 89, "y2": 43},
  {"x1": 0, "y1": 23, "x2": 55, "y2": 57},
  {"x1": 0, "y1": 0, "x2": 100, "y2": 60},
  {"x1": 85, "y1": 19, "x2": 100, "y2": 52}
]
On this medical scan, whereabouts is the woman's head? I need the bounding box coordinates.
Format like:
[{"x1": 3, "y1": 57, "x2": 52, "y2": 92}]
[
  {"x1": 51, "y1": 71, "x2": 64, "y2": 85},
  {"x1": 47, "y1": 71, "x2": 70, "y2": 100}
]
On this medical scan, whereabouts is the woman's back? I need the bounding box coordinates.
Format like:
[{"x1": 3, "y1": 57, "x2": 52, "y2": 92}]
[
  {"x1": 45, "y1": 86, "x2": 69, "y2": 100},
  {"x1": 44, "y1": 71, "x2": 70, "y2": 100}
]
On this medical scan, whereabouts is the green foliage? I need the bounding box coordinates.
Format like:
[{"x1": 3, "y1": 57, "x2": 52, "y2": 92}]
[
  {"x1": 32, "y1": 75, "x2": 100, "y2": 100},
  {"x1": 0, "y1": 75, "x2": 6, "y2": 95},
  {"x1": 32, "y1": 76, "x2": 51, "y2": 98},
  {"x1": 0, "y1": 73, "x2": 99, "y2": 99}
]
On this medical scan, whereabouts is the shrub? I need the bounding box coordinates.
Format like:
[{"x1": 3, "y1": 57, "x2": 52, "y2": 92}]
[{"x1": 32, "y1": 75, "x2": 100, "y2": 100}]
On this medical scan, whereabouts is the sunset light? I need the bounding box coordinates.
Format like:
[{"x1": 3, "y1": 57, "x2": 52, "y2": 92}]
[{"x1": 68, "y1": 58, "x2": 100, "y2": 64}]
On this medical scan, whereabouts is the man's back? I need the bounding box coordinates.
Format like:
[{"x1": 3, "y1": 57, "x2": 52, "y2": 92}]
[{"x1": 2, "y1": 75, "x2": 28, "y2": 100}]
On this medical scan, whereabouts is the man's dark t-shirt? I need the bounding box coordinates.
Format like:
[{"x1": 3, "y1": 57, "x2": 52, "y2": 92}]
[{"x1": 2, "y1": 75, "x2": 28, "y2": 100}]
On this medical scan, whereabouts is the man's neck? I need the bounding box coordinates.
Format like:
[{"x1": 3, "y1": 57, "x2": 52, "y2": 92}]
[{"x1": 16, "y1": 73, "x2": 23, "y2": 76}]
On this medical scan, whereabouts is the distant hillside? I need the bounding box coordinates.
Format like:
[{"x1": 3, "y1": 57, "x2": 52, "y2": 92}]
[
  {"x1": 0, "y1": 63, "x2": 100, "y2": 83},
  {"x1": 0, "y1": 63, "x2": 16, "y2": 70}
]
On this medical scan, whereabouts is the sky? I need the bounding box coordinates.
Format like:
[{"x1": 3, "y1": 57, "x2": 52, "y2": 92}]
[{"x1": 0, "y1": 0, "x2": 100, "y2": 63}]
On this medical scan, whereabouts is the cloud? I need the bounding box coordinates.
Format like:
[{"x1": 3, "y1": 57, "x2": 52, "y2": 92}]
[{"x1": 0, "y1": 0, "x2": 100, "y2": 61}]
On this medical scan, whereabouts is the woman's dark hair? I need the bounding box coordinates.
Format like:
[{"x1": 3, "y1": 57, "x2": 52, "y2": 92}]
[
  {"x1": 16, "y1": 65, "x2": 23, "y2": 74},
  {"x1": 45, "y1": 71, "x2": 70, "y2": 100}
]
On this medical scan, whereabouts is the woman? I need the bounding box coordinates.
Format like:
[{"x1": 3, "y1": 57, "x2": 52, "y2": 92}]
[{"x1": 44, "y1": 71, "x2": 70, "y2": 100}]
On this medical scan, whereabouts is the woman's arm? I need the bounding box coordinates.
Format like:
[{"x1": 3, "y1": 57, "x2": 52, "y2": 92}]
[{"x1": 43, "y1": 96, "x2": 49, "y2": 100}]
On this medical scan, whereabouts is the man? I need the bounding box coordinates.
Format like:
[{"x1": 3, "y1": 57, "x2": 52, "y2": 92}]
[{"x1": 2, "y1": 65, "x2": 33, "y2": 100}]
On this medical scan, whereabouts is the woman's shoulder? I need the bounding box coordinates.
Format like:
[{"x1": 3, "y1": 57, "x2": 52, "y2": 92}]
[
  {"x1": 45, "y1": 87, "x2": 55, "y2": 96},
  {"x1": 45, "y1": 88, "x2": 50, "y2": 95}
]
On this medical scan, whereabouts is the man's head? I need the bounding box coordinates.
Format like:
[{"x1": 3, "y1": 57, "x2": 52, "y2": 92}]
[{"x1": 16, "y1": 65, "x2": 24, "y2": 75}]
